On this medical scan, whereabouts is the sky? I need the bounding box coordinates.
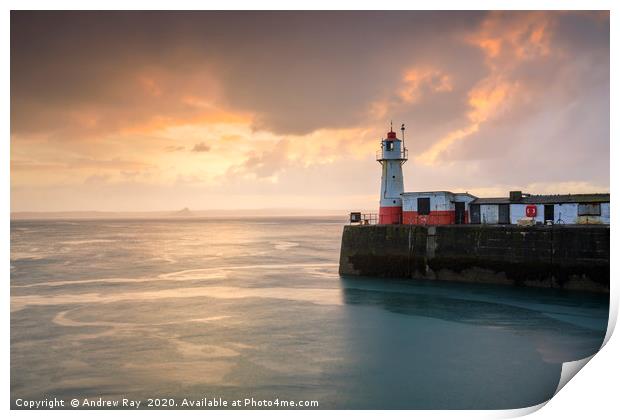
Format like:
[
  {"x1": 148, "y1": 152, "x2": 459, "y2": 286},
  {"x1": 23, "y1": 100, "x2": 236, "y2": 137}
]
[{"x1": 10, "y1": 11, "x2": 610, "y2": 212}]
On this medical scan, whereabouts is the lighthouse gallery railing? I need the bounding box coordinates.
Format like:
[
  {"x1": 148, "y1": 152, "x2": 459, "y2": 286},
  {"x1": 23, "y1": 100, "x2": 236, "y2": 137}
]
[{"x1": 376, "y1": 148, "x2": 408, "y2": 161}]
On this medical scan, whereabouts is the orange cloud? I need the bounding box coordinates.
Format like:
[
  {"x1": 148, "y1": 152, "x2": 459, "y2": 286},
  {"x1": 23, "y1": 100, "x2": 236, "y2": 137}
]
[
  {"x1": 468, "y1": 11, "x2": 552, "y2": 63},
  {"x1": 368, "y1": 66, "x2": 453, "y2": 121},
  {"x1": 138, "y1": 75, "x2": 163, "y2": 97},
  {"x1": 418, "y1": 75, "x2": 521, "y2": 163},
  {"x1": 120, "y1": 110, "x2": 252, "y2": 136},
  {"x1": 418, "y1": 12, "x2": 553, "y2": 164},
  {"x1": 418, "y1": 77, "x2": 521, "y2": 163},
  {"x1": 400, "y1": 67, "x2": 453, "y2": 103},
  {"x1": 476, "y1": 38, "x2": 502, "y2": 58},
  {"x1": 10, "y1": 11, "x2": 608, "y2": 212},
  {"x1": 467, "y1": 77, "x2": 519, "y2": 123}
]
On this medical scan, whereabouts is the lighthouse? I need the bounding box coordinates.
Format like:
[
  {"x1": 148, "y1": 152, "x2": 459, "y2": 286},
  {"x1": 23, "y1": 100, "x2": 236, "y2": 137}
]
[{"x1": 377, "y1": 123, "x2": 408, "y2": 224}]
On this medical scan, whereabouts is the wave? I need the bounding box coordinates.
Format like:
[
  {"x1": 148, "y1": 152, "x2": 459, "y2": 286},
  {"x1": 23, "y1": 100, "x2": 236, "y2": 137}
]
[
  {"x1": 59, "y1": 239, "x2": 117, "y2": 245},
  {"x1": 12, "y1": 284, "x2": 343, "y2": 312},
  {"x1": 11, "y1": 262, "x2": 339, "y2": 289}
]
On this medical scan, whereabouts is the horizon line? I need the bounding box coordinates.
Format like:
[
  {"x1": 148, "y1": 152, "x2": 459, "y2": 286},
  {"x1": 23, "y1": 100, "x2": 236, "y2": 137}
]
[{"x1": 10, "y1": 208, "x2": 361, "y2": 220}]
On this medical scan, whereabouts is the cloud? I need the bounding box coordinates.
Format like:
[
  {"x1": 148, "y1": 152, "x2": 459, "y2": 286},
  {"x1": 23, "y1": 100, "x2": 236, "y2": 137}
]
[
  {"x1": 415, "y1": 11, "x2": 608, "y2": 167},
  {"x1": 165, "y1": 145, "x2": 185, "y2": 152},
  {"x1": 11, "y1": 157, "x2": 152, "y2": 172},
  {"x1": 414, "y1": 12, "x2": 550, "y2": 164},
  {"x1": 417, "y1": 76, "x2": 521, "y2": 163},
  {"x1": 191, "y1": 142, "x2": 211, "y2": 152},
  {"x1": 467, "y1": 11, "x2": 553, "y2": 62},
  {"x1": 399, "y1": 67, "x2": 453, "y2": 103},
  {"x1": 227, "y1": 140, "x2": 291, "y2": 180},
  {"x1": 10, "y1": 11, "x2": 486, "y2": 138},
  {"x1": 84, "y1": 174, "x2": 110, "y2": 185},
  {"x1": 10, "y1": 11, "x2": 609, "y2": 212}
]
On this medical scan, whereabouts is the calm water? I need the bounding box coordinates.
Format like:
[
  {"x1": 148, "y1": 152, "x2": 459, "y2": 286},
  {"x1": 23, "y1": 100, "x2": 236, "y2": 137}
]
[{"x1": 11, "y1": 217, "x2": 608, "y2": 409}]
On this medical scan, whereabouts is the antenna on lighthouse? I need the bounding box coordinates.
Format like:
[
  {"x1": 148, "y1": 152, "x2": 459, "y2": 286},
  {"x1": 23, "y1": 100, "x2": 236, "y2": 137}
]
[
  {"x1": 401, "y1": 123, "x2": 406, "y2": 149},
  {"x1": 390, "y1": 120, "x2": 393, "y2": 132}
]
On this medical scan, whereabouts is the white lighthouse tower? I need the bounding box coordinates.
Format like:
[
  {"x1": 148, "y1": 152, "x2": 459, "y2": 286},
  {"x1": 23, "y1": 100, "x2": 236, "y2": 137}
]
[{"x1": 377, "y1": 123, "x2": 408, "y2": 224}]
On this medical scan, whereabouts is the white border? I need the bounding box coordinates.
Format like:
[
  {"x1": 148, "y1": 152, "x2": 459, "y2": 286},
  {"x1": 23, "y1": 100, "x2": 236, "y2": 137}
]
[{"x1": 4, "y1": 2, "x2": 617, "y2": 419}]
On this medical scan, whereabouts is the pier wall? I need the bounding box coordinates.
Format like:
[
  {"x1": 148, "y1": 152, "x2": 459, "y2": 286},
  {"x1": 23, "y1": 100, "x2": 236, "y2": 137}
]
[{"x1": 338, "y1": 225, "x2": 610, "y2": 292}]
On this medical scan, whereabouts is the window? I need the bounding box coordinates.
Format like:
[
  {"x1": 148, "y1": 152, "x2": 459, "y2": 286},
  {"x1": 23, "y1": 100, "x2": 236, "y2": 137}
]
[
  {"x1": 578, "y1": 203, "x2": 601, "y2": 216},
  {"x1": 385, "y1": 141, "x2": 394, "y2": 151},
  {"x1": 417, "y1": 197, "x2": 431, "y2": 215}
]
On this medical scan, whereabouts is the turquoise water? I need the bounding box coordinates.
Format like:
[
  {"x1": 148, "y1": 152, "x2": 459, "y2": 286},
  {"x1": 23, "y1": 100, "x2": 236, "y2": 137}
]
[{"x1": 10, "y1": 218, "x2": 608, "y2": 409}]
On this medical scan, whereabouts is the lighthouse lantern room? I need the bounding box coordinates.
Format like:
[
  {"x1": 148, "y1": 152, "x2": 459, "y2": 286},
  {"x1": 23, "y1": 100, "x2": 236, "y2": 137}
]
[{"x1": 377, "y1": 123, "x2": 408, "y2": 224}]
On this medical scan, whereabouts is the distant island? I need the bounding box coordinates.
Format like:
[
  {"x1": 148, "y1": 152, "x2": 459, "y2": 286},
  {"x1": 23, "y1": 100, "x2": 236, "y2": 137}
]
[{"x1": 172, "y1": 207, "x2": 194, "y2": 217}]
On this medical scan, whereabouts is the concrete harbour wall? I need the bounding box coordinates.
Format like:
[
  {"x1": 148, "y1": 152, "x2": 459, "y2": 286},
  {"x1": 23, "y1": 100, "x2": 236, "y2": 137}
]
[{"x1": 339, "y1": 224, "x2": 610, "y2": 293}]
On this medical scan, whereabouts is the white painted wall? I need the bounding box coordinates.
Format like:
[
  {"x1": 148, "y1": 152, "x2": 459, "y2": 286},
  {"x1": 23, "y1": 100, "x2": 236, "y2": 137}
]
[
  {"x1": 556, "y1": 202, "x2": 610, "y2": 224},
  {"x1": 380, "y1": 138, "x2": 404, "y2": 160},
  {"x1": 507, "y1": 202, "x2": 610, "y2": 224},
  {"x1": 402, "y1": 192, "x2": 477, "y2": 216},
  {"x1": 379, "y1": 138, "x2": 405, "y2": 208},
  {"x1": 380, "y1": 160, "x2": 404, "y2": 207},
  {"x1": 601, "y1": 202, "x2": 610, "y2": 224},
  {"x1": 480, "y1": 204, "x2": 499, "y2": 224},
  {"x1": 554, "y1": 204, "x2": 576, "y2": 224},
  {"x1": 402, "y1": 192, "x2": 454, "y2": 212}
]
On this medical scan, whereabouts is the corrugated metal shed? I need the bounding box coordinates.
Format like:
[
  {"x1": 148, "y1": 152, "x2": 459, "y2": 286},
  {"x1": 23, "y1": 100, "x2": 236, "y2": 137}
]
[{"x1": 472, "y1": 193, "x2": 610, "y2": 205}]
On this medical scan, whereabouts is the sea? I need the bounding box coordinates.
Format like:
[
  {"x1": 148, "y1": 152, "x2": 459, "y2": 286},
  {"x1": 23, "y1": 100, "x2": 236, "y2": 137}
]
[{"x1": 10, "y1": 217, "x2": 609, "y2": 409}]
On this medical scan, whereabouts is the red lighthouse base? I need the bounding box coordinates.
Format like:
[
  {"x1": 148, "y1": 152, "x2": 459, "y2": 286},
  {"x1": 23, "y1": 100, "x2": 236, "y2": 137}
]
[{"x1": 379, "y1": 206, "x2": 402, "y2": 224}]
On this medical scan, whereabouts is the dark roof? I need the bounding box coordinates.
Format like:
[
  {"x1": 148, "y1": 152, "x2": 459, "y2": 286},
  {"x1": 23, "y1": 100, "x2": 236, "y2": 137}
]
[
  {"x1": 401, "y1": 191, "x2": 477, "y2": 198},
  {"x1": 472, "y1": 193, "x2": 609, "y2": 205},
  {"x1": 471, "y1": 197, "x2": 511, "y2": 204}
]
